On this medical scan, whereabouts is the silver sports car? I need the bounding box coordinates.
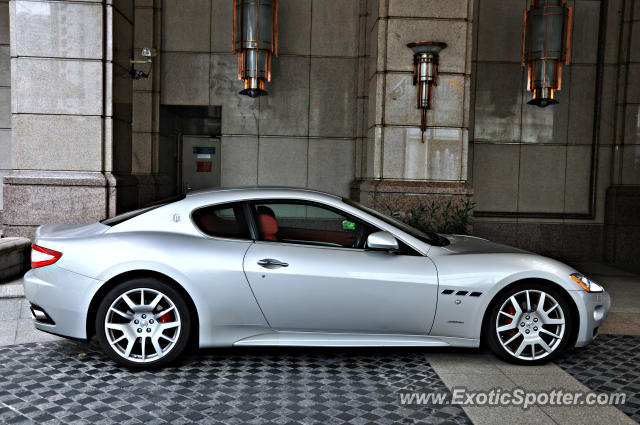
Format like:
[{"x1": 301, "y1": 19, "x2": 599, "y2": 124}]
[{"x1": 24, "y1": 187, "x2": 610, "y2": 368}]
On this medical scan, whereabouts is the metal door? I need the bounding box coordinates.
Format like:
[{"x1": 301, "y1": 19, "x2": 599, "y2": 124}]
[{"x1": 181, "y1": 135, "x2": 221, "y2": 192}]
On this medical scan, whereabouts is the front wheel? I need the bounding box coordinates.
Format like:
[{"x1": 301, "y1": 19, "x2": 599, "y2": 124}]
[
  {"x1": 485, "y1": 284, "x2": 573, "y2": 364},
  {"x1": 95, "y1": 279, "x2": 191, "y2": 368}
]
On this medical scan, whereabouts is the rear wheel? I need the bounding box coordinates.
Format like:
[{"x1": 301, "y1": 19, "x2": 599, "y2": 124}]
[
  {"x1": 485, "y1": 284, "x2": 573, "y2": 364},
  {"x1": 95, "y1": 279, "x2": 191, "y2": 368}
]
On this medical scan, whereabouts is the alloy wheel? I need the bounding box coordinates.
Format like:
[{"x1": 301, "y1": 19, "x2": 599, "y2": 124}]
[
  {"x1": 495, "y1": 289, "x2": 566, "y2": 361},
  {"x1": 104, "y1": 288, "x2": 182, "y2": 363}
]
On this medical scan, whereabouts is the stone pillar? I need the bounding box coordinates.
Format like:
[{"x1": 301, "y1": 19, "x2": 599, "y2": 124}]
[
  {"x1": 352, "y1": 0, "x2": 473, "y2": 220},
  {"x1": 0, "y1": 1, "x2": 10, "y2": 222},
  {"x1": 2, "y1": 0, "x2": 136, "y2": 238},
  {"x1": 131, "y1": 0, "x2": 167, "y2": 206},
  {"x1": 605, "y1": 0, "x2": 640, "y2": 270}
]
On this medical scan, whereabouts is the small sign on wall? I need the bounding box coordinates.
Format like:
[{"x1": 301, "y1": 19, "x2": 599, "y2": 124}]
[
  {"x1": 193, "y1": 146, "x2": 216, "y2": 159},
  {"x1": 183, "y1": 136, "x2": 220, "y2": 189},
  {"x1": 193, "y1": 146, "x2": 215, "y2": 172},
  {"x1": 196, "y1": 161, "x2": 212, "y2": 172}
]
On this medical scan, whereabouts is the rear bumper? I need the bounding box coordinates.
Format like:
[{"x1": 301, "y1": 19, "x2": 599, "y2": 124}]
[
  {"x1": 23, "y1": 266, "x2": 104, "y2": 340},
  {"x1": 570, "y1": 289, "x2": 611, "y2": 348}
]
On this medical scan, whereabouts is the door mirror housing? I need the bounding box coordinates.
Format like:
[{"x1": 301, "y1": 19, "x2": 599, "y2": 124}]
[{"x1": 366, "y1": 231, "x2": 399, "y2": 251}]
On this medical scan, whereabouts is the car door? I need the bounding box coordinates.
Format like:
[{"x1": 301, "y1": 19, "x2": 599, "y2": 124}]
[{"x1": 242, "y1": 200, "x2": 439, "y2": 335}]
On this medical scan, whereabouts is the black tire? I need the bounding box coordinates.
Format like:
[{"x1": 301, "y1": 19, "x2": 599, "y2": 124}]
[
  {"x1": 484, "y1": 283, "x2": 573, "y2": 365},
  {"x1": 95, "y1": 278, "x2": 192, "y2": 368}
]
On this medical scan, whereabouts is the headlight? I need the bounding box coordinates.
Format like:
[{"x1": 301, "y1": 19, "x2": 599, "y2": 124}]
[{"x1": 570, "y1": 273, "x2": 604, "y2": 293}]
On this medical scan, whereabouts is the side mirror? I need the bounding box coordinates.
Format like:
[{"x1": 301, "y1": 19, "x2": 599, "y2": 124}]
[{"x1": 366, "y1": 231, "x2": 399, "y2": 251}]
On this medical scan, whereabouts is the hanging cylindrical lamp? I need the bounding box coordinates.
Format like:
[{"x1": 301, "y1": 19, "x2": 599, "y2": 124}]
[
  {"x1": 407, "y1": 42, "x2": 447, "y2": 143},
  {"x1": 233, "y1": 0, "x2": 279, "y2": 98},
  {"x1": 522, "y1": 0, "x2": 573, "y2": 107}
]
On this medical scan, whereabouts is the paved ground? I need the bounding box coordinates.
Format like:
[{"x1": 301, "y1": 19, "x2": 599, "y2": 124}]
[
  {"x1": 556, "y1": 334, "x2": 640, "y2": 423},
  {"x1": 0, "y1": 262, "x2": 639, "y2": 424},
  {"x1": 0, "y1": 342, "x2": 472, "y2": 425},
  {"x1": 426, "y1": 346, "x2": 636, "y2": 425}
]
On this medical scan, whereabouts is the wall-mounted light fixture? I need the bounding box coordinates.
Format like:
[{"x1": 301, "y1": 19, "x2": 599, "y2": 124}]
[
  {"x1": 130, "y1": 47, "x2": 156, "y2": 79},
  {"x1": 522, "y1": 0, "x2": 573, "y2": 107},
  {"x1": 233, "y1": 0, "x2": 279, "y2": 98},
  {"x1": 407, "y1": 42, "x2": 447, "y2": 143}
]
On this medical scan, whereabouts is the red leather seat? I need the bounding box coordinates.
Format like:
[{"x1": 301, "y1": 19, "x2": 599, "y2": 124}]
[
  {"x1": 259, "y1": 213, "x2": 279, "y2": 241},
  {"x1": 196, "y1": 213, "x2": 238, "y2": 237}
]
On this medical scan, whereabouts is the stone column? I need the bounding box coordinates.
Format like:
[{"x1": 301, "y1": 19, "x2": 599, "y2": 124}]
[
  {"x1": 352, "y1": 0, "x2": 474, "y2": 219},
  {"x1": 2, "y1": 0, "x2": 136, "y2": 238},
  {"x1": 605, "y1": 0, "x2": 640, "y2": 270},
  {"x1": 0, "y1": 1, "x2": 10, "y2": 222},
  {"x1": 131, "y1": 0, "x2": 167, "y2": 206}
]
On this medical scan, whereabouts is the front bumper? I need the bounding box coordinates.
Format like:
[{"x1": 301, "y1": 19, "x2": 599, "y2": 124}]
[
  {"x1": 570, "y1": 289, "x2": 611, "y2": 348},
  {"x1": 23, "y1": 266, "x2": 104, "y2": 340}
]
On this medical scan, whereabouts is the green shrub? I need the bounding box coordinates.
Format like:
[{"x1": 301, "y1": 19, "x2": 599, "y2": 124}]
[{"x1": 386, "y1": 199, "x2": 475, "y2": 235}]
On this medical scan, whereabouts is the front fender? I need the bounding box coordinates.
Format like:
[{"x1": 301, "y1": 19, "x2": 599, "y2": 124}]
[{"x1": 429, "y1": 253, "x2": 581, "y2": 340}]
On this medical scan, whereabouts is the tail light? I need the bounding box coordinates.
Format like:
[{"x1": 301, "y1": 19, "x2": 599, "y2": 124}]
[{"x1": 31, "y1": 244, "x2": 62, "y2": 268}]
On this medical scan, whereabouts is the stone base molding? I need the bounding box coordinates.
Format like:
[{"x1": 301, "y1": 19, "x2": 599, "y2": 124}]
[
  {"x1": 351, "y1": 179, "x2": 474, "y2": 209},
  {"x1": 1, "y1": 170, "x2": 139, "y2": 239}
]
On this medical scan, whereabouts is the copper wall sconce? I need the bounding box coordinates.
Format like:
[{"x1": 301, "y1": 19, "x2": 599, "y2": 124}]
[
  {"x1": 407, "y1": 42, "x2": 447, "y2": 143},
  {"x1": 522, "y1": 0, "x2": 573, "y2": 107},
  {"x1": 233, "y1": 0, "x2": 279, "y2": 98}
]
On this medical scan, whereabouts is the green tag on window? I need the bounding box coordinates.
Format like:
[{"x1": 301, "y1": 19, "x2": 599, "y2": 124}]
[{"x1": 342, "y1": 220, "x2": 356, "y2": 231}]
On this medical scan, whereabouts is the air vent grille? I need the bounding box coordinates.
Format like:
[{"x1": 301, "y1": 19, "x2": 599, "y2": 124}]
[{"x1": 441, "y1": 289, "x2": 483, "y2": 297}]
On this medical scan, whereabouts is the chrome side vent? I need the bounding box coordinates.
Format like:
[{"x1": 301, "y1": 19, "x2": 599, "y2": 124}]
[{"x1": 440, "y1": 289, "x2": 483, "y2": 297}]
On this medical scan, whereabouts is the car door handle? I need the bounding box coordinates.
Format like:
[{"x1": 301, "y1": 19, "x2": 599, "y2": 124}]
[{"x1": 257, "y1": 258, "x2": 289, "y2": 268}]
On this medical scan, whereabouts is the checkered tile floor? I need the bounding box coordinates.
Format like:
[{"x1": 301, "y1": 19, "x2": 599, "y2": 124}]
[
  {"x1": 556, "y1": 334, "x2": 640, "y2": 423},
  {"x1": 0, "y1": 341, "x2": 471, "y2": 425}
]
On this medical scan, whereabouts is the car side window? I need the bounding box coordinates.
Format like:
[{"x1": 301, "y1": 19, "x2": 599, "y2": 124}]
[
  {"x1": 252, "y1": 202, "x2": 373, "y2": 249},
  {"x1": 192, "y1": 202, "x2": 251, "y2": 239}
]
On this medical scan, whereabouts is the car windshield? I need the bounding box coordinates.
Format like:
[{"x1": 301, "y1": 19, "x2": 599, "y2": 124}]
[
  {"x1": 101, "y1": 194, "x2": 186, "y2": 226},
  {"x1": 342, "y1": 198, "x2": 450, "y2": 247}
]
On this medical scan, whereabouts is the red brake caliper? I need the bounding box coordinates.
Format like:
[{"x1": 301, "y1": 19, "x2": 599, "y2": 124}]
[
  {"x1": 505, "y1": 304, "x2": 515, "y2": 324},
  {"x1": 157, "y1": 307, "x2": 170, "y2": 323}
]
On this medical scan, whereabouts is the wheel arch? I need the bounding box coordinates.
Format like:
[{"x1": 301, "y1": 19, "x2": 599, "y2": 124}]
[
  {"x1": 86, "y1": 270, "x2": 200, "y2": 348},
  {"x1": 479, "y1": 278, "x2": 579, "y2": 348}
]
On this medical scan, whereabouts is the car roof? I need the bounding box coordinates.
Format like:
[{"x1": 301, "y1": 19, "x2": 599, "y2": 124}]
[{"x1": 186, "y1": 186, "x2": 341, "y2": 200}]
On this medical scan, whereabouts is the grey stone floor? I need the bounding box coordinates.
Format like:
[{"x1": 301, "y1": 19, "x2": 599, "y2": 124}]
[
  {"x1": 426, "y1": 347, "x2": 637, "y2": 425},
  {"x1": 0, "y1": 342, "x2": 472, "y2": 425},
  {"x1": 557, "y1": 334, "x2": 640, "y2": 423}
]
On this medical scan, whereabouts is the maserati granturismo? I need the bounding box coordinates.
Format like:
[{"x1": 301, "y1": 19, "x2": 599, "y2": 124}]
[{"x1": 23, "y1": 187, "x2": 610, "y2": 367}]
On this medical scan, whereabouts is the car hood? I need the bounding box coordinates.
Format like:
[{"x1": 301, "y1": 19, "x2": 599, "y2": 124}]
[{"x1": 440, "y1": 235, "x2": 530, "y2": 255}]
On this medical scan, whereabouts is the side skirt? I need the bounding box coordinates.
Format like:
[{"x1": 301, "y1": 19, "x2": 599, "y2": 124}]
[{"x1": 233, "y1": 331, "x2": 480, "y2": 348}]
